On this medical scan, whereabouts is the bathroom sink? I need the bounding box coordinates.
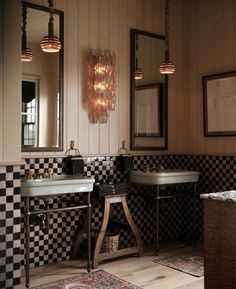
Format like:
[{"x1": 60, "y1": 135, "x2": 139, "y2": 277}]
[
  {"x1": 21, "y1": 174, "x2": 95, "y2": 197},
  {"x1": 129, "y1": 170, "x2": 200, "y2": 185}
]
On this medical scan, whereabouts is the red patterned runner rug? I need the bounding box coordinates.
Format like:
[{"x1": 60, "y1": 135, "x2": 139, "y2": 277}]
[
  {"x1": 31, "y1": 269, "x2": 142, "y2": 289},
  {"x1": 155, "y1": 251, "x2": 204, "y2": 277}
]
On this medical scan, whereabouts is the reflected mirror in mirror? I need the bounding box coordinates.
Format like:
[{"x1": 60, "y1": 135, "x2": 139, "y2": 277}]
[
  {"x1": 130, "y1": 29, "x2": 168, "y2": 150},
  {"x1": 21, "y1": 1, "x2": 64, "y2": 152}
]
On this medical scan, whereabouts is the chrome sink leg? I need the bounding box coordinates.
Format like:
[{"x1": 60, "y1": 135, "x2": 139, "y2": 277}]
[
  {"x1": 193, "y1": 182, "x2": 197, "y2": 244},
  {"x1": 87, "y1": 191, "x2": 91, "y2": 272},
  {"x1": 156, "y1": 185, "x2": 160, "y2": 255},
  {"x1": 25, "y1": 197, "x2": 30, "y2": 288}
]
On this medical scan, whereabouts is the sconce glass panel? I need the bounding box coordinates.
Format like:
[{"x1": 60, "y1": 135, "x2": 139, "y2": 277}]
[{"x1": 87, "y1": 49, "x2": 116, "y2": 124}]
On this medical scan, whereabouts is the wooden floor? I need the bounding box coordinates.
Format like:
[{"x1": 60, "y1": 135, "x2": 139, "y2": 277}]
[{"x1": 20, "y1": 244, "x2": 204, "y2": 289}]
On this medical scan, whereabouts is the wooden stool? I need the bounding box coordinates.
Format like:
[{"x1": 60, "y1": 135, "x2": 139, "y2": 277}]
[{"x1": 93, "y1": 193, "x2": 143, "y2": 268}]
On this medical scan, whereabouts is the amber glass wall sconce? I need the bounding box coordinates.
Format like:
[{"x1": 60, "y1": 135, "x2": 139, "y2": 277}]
[{"x1": 87, "y1": 49, "x2": 116, "y2": 123}]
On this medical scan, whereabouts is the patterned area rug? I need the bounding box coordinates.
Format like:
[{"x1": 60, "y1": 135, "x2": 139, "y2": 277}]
[
  {"x1": 155, "y1": 252, "x2": 204, "y2": 277},
  {"x1": 31, "y1": 270, "x2": 141, "y2": 289}
]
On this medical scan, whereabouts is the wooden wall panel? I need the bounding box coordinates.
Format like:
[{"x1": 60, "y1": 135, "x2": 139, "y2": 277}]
[
  {"x1": 1, "y1": 0, "x2": 21, "y2": 162},
  {"x1": 99, "y1": 0, "x2": 110, "y2": 154},
  {"x1": 185, "y1": 0, "x2": 236, "y2": 155},
  {"x1": 20, "y1": 0, "x2": 185, "y2": 157},
  {"x1": 109, "y1": 0, "x2": 119, "y2": 154},
  {"x1": 15, "y1": 0, "x2": 236, "y2": 158},
  {"x1": 0, "y1": 1, "x2": 3, "y2": 160},
  {"x1": 78, "y1": 0, "x2": 90, "y2": 154},
  {"x1": 117, "y1": 0, "x2": 129, "y2": 153},
  {"x1": 65, "y1": 0, "x2": 79, "y2": 151}
]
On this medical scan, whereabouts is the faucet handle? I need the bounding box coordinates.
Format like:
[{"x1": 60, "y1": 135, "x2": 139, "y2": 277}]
[
  {"x1": 34, "y1": 172, "x2": 43, "y2": 179},
  {"x1": 42, "y1": 169, "x2": 53, "y2": 178},
  {"x1": 48, "y1": 169, "x2": 53, "y2": 178},
  {"x1": 25, "y1": 170, "x2": 33, "y2": 180},
  {"x1": 158, "y1": 164, "x2": 164, "y2": 172},
  {"x1": 143, "y1": 165, "x2": 151, "y2": 173}
]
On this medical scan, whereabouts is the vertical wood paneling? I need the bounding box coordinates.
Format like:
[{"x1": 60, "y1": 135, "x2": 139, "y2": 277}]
[
  {"x1": 18, "y1": 0, "x2": 187, "y2": 157},
  {"x1": 136, "y1": 0, "x2": 145, "y2": 30},
  {"x1": 88, "y1": 0, "x2": 100, "y2": 154},
  {"x1": 109, "y1": 0, "x2": 119, "y2": 153},
  {"x1": 117, "y1": 0, "x2": 129, "y2": 151},
  {"x1": 151, "y1": 0, "x2": 163, "y2": 36},
  {"x1": 2, "y1": 0, "x2": 21, "y2": 161},
  {"x1": 185, "y1": 0, "x2": 236, "y2": 155},
  {"x1": 78, "y1": 0, "x2": 90, "y2": 154},
  {"x1": 144, "y1": 1, "x2": 152, "y2": 32},
  {"x1": 127, "y1": 0, "x2": 137, "y2": 151},
  {"x1": 11, "y1": 0, "x2": 236, "y2": 158},
  {"x1": 20, "y1": 0, "x2": 172, "y2": 157},
  {"x1": 65, "y1": 0, "x2": 79, "y2": 151},
  {"x1": 99, "y1": 0, "x2": 109, "y2": 154},
  {"x1": 174, "y1": 0, "x2": 185, "y2": 153},
  {"x1": 167, "y1": 0, "x2": 177, "y2": 153},
  {"x1": 0, "y1": 1, "x2": 3, "y2": 160}
]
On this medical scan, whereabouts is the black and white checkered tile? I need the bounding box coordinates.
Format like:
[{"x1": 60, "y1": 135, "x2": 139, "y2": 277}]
[
  {"x1": 0, "y1": 165, "x2": 21, "y2": 289},
  {"x1": 22, "y1": 157, "x2": 64, "y2": 176},
  {"x1": 20, "y1": 154, "x2": 236, "y2": 270}
]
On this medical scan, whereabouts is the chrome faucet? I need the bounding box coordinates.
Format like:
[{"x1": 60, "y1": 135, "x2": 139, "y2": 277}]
[
  {"x1": 158, "y1": 164, "x2": 165, "y2": 172},
  {"x1": 25, "y1": 169, "x2": 53, "y2": 180},
  {"x1": 25, "y1": 170, "x2": 33, "y2": 180}
]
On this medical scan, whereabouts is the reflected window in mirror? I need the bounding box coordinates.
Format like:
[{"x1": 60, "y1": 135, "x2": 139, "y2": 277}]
[
  {"x1": 21, "y1": 1, "x2": 64, "y2": 152},
  {"x1": 22, "y1": 76, "x2": 39, "y2": 147},
  {"x1": 130, "y1": 29, "x2": 168, "y2": 150}
]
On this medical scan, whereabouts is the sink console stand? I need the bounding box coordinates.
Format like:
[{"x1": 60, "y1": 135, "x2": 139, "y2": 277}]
[
  {"x1": 129, "y1": 170, "x2": 200, "y2": 254},
  {"x1": 155, "y1": 182, "x2": 198, "y2": 254},
  {"x1": 23, "y1": 192, "x2": 92, "y2": 289}
]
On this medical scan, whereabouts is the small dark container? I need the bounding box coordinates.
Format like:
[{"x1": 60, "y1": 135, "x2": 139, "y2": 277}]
[
  {"x1": 117, "y1": 154, "x2": 133, "y2": 172},
  {"x1": 66, "y1": 155, "x2": 84, "y2": 175}
]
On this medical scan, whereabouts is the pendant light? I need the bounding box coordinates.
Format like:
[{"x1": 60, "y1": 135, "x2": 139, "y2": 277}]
[
  {"x1": 41, "y1": 0, "x2": 61, "y2": 53},
  {"x1": 135, "y1": 34, "x2": 143, "y2": 80},
  {"x1": 159, "y1": 0, "x2": 175, "y2": 74},
  {"x1": 21, "y1": 6, "x2": 33, "y2": 62}
]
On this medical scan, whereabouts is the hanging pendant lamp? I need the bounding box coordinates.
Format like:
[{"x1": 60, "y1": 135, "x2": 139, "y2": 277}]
[
  {"x1": 41, "y1": 0, "x2": 61, "y2": 53},
  {"x1": 159, "y1": 0, "x2": 175, "y2": 74},
  {"x1": 135, "y1": 58, "x2": 143, "y2": 80},
  {"x1": 21, "y1": 6, "x2": 33, "y2": 62}
]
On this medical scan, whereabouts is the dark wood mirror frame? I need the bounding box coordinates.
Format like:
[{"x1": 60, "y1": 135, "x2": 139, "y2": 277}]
[
  {"x1": 130, "y1": 29, "x2": 168, "y2": 151},
  {"x1": 21, "y1": 1, "x2": 64, "y2": 152}
]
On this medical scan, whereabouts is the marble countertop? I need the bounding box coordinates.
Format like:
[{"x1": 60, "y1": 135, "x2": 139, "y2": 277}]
[{"x1": 201, "y1": 190, "x2": 236, "y2": 202}]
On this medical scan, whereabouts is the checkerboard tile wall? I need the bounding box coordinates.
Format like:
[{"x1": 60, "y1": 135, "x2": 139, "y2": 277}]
[
  {"x1": 0, "y1": 165, "x2": 21, "y2": 289},
  {"x1": 20, "y1": 154, "x2": 236, "y2": 269}
]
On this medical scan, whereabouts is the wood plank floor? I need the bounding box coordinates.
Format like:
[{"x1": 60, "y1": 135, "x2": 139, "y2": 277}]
[{"x1": 20, "y1": 244, "x2": 204, "y2": 289}]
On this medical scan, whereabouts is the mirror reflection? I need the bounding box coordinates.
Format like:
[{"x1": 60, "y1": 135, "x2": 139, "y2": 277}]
[
  {"x1": 130, "y1": 29, "x2": 168, "y2": 150},
  {"x1": 21, "y1": 1, "x2": 63, "y2": 152}
]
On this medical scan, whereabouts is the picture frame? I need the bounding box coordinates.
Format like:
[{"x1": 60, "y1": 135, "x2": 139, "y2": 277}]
[
  {"x1": 203, "y1": 71, "x2": 236, "y2": 136},
  {"x1": 134, "y1": 83, "x2": 162, "y2": 137}
]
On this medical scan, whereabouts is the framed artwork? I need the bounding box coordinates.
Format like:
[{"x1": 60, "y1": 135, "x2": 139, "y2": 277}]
[
  {"x1": 134, "y1": 83, "x2": 162, "y2": 137},
  {"x1": 203, "y1": 71, "x2": 236, "y2": 136}
]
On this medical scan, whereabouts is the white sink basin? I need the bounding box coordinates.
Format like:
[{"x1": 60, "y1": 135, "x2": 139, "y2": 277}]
[
  {"x1": 21, "y1": 174, "x2": 95, "y2": 197},
  {"x1": 129, "y1": 170, "x2": 200, "y2": 185}
]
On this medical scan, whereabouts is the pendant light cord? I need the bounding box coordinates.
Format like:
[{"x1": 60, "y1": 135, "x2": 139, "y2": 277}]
[
  {"x1": 48, "y1": 0, "x2": 55, "y2": 37},
  {"x1": 164, "y1": 0, "x2": 170, "y2": 61},
  {"x1": 22, "y1": 6, "x2": 27, "y2": 49}
]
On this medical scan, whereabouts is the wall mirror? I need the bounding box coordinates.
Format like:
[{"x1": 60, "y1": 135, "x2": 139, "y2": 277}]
[
  {"x1": 21, "y1": 1, "x2": 64, "y2": 152},
  {"x1": 130, "y1": 29, "x2": 168, "y2": 150}
]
